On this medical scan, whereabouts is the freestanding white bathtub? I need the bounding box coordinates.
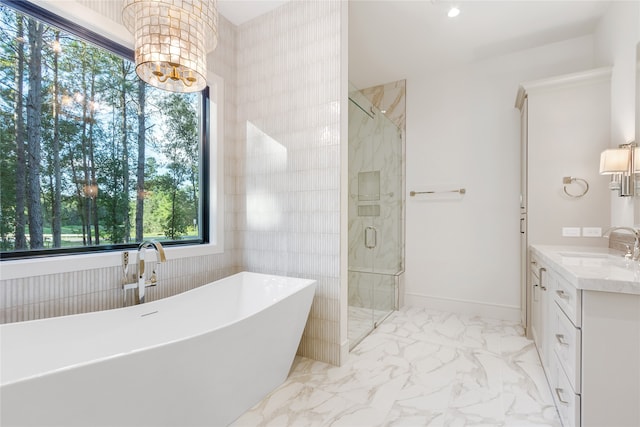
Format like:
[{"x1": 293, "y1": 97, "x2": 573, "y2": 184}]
[{"x1": 0, "y1": 272, "x2": 316, "y2": 427}]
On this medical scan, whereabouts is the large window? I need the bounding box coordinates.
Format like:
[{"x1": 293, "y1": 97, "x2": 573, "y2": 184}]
[{"x1": 0, "y1": 1, "x2": 208, "y2": 259}]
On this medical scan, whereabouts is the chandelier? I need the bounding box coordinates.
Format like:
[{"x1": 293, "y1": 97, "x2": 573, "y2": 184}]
[{"x1": 122, "y1": 0, "x2": 218, "y2": 93}]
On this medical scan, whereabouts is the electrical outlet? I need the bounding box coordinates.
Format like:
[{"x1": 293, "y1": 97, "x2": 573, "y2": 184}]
[
  {"x1": 582, "y1": 227, "x2": 602, "y2": 237},
  {"x1": 562, "y1": 227, "x2": 581, "y2": 237}
]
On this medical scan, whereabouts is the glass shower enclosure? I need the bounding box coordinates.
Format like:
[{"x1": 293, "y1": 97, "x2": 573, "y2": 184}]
[{"x1": 348, "y1": 83, "x2": 404, "y2": 349}]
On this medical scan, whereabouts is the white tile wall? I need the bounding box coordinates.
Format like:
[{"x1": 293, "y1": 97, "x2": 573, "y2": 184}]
[
  {"x1": 1, "y1": 0, "x2": 345, "y2": 366},
  {"x1": 236, "y1": 0, "x2": 342, "y2": 365}
]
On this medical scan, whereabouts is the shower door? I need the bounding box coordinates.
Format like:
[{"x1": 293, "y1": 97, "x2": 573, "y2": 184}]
[{"x1": 348, "y1": 84, "x2": 403, "y2": 349}]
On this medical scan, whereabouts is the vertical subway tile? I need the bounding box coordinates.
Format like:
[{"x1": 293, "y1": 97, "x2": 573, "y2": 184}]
[
  {"x1": 235, "y1": 0, "x2": 343, "y2": 365},
  {"x1": 0, "y1": 1, "x2": 344, "y2": 370}
]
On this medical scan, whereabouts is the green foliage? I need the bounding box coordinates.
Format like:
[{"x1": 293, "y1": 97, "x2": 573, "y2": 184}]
[
  {"x1": 0, "y1": 4, "x2": 202, "y2": 253},
  {"x1": 0, "y1": 109, "x2": 16, "y2": 250}
]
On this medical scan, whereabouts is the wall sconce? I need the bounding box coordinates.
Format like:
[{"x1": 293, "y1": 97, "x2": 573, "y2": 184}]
[
  {"x1": 599, "y1": 143, "x2": 636, "y2": 197},
  {"x1": 122, "y1": 0, "x2": 218, "y2": 93}
]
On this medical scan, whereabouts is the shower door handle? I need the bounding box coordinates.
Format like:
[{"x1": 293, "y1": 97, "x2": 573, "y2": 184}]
[{"x1": 365, "y1": 226, "x2": 377, "y2": 249}]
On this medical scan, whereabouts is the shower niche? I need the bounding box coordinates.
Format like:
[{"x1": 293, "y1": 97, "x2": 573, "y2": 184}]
[{"x1": 348, "y1": 82, "x2": 405, "y2": 349}]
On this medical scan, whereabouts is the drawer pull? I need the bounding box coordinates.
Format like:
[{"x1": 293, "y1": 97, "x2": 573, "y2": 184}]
[
  {"x1": 555, "y1": 334, "x2": 569, "y2": 346},
  {"x1": 556, "y1": 290, "x2": 569, "y2": 299},
  {"x1": 539, "y1": 267, "x2": 547, "y2": 291},
  {"x1": 555, "y1": 388, "x2": 570, "y2": 405}
]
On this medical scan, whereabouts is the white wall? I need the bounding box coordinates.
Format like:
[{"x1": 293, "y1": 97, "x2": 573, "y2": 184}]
[
  {"x1": 404, "y1": 35, "x2": 597, "y2": 320},
  {"x1": 594, "y1": 1, "x2": 640, "y2": 226},
  {"x1": 526, "y1": 70, "x2": 612, "y2": 248}
]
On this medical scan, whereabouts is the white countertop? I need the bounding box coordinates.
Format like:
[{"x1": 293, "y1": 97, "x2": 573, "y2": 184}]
[{"x1": 530, "y1": 245, "x2": 640, "y2": 295}]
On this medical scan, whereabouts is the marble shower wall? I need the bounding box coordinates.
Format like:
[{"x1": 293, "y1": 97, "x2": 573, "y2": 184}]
[
  {"x1": 348, "y1": 84, "x2": 404, "y2": 312},
  {"x1": 236, "y1": 1, "x2": 343, "y2": 365},
  {"x1": 0, "y1": 5, "x2": 241, "y2": 323},
  {"x1": 360, "y1": 80, "x2": 406, "y2": 132}
]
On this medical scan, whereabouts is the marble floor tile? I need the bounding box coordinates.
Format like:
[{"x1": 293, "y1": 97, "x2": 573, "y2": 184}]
[
  {"x1": 231, "y1": 306, "x2": 560, "y2": 427},
  {"x1": 348, "y1": 305, "x2": 393, "y2": 349}
]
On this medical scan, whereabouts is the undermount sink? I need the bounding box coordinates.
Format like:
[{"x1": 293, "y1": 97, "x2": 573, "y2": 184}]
[
  {"x1": 557, "y1": 251, "x2": 635, "y2": 269},
  {"x1": 558, "y1": 252, "x2": 614, "y2": 259},
  {"x1": 557, "y1": 251, "x2": 638, "y2": 272},
  {"x1": 536, "y1": 246, "x2": 639, "y2": 274}
]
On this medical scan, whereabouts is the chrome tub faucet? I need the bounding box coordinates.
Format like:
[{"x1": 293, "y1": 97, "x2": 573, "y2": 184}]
[
  {"x1": 137, "y1": 240, "x2": 167, "y2": 303},
  {"x1": 123, "y1": 240, "x2": 167, "y2": 305}
]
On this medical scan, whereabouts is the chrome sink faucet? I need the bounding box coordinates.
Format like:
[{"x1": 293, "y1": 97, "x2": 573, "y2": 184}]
[{"x1": 603, "y1": 227, "x2": 640, "y2": 261}]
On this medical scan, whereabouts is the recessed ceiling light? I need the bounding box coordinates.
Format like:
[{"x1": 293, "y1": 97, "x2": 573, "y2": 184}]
[{"x1": 448, "y1": 6, "x2": 460, "y2": 18}]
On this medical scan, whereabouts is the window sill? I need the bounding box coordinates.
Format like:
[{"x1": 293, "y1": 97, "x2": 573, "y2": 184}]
[{"x1": 0, "y1": 242, "x2": 224, "y2": 281}]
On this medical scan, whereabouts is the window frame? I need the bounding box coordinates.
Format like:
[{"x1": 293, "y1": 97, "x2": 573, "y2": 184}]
[{"x1": 0, "y1": 0, "x2": 224, "y2": 276}]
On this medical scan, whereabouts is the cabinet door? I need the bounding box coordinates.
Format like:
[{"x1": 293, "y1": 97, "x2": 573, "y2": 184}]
[
  {"x1": 539, "y1": 265, "x2": 553, "y2": 371},
  {"x1": 520, "y1": 97, "x2": 528, "y2": 212},
  {"x1": 530, "y1": 257, "x2": 553, "y2": 370},
  {"x1": 582, "y1": 291, "x2": 640, "y2": 427},
  {"x1": 520, "y1": 99, "x2": 528, "y2": 332},
  {"x1": 530, "y1": 258, "x2": 542, "y2": 352}
]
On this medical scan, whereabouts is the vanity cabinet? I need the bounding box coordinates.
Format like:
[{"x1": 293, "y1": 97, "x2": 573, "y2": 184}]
[
  {"x1": 529, "y1": 254, "x2": 554, "y2": 370},
  {"x1": 580, "y1": 291, "x2": 640, "y2": 427},
  {"x1": 530, "y1": 245, "x2": 640, "y2": 427},
  {"x1": 549, "y1": 287, "x2": 640, "y2": 427},
  {"x1": 516, "y1": 68, "x2": 612, "y2": 338},
  {"x1": 548, "y1": 271, "x2": 582, "y2": 427}
]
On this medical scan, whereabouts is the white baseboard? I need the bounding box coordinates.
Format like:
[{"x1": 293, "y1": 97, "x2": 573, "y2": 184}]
[{"x1": 404, "y1": 292, "x2": 521, "y2": 322}]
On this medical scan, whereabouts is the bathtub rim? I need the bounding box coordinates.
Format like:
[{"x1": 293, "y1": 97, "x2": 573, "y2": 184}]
[{"x1": 0, "y1": 271, "x2": 316, "y2": 387}]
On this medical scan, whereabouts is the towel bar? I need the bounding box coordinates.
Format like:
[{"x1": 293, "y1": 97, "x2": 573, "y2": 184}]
[{"x1": 410, "y1": 188, "x2": 466, "y2": 197}]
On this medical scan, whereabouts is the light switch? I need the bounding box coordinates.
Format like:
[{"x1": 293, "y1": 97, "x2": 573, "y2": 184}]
[
  {"x1": 582, "y1": 227, "x2": 602, "y2": 237},
  {"x1": 562, "y1": 227, "x2": 581, "y2": 237}
]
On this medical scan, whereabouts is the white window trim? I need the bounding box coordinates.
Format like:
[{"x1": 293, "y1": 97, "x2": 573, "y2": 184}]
[{"x1": 1, "y1": 0, "x2": 225, "y2": 280}]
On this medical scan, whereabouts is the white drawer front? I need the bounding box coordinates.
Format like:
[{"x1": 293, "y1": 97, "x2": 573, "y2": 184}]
[
  {"x1": 553, "y1": 274, "x2": 582, "y2": 327},
  {"x1": 552, "y1": 302, "x2": 581, "y2": 393},
  {"x1": 550, "y1": 353, "x2": 581, "y2": 427}
]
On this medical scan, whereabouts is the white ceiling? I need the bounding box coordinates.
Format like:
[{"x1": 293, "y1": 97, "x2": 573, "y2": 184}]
[
  {"x1": 350, "y1": 0, "x2": 612, "y2": 88},
  {"x1": 216, "y1": 0, "x2": 612, "y2": 89}
]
